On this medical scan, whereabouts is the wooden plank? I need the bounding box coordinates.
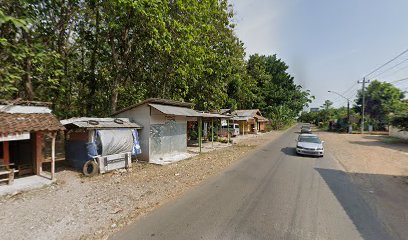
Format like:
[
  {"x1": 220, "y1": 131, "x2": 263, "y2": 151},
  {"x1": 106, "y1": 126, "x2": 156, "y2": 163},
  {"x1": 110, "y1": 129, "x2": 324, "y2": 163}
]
[
  {"x1": 35, "y1": 132, "x2": 43, "y2": 175},
  {"x1": 51, "y1": 132, "x2": 56, "y2": 180},
  {"x1": 8, "y1": 170, "x2": 14, "y2": 184},
  {"x1": 3, "y1": 141, "x2": 9, "y2": 165}
]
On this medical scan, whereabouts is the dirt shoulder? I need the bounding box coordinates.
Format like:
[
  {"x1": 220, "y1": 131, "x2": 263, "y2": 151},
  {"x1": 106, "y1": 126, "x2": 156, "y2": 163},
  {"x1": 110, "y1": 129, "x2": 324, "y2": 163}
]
[
  {"x1": 0, "y1": 130, "x2": 286, "y2": 240},
  {"x1": 318, "y1": 131, "x2": 408, "y2": 240},
  {"x1": 319, "y1": 132, "x2": 408, "y2": 176}
]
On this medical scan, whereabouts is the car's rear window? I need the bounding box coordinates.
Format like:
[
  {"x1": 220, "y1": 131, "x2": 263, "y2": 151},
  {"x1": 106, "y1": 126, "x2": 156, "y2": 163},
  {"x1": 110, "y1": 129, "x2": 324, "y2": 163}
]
[{"x1": 299, "y1": 136, "x2": 321, "y2": 143}]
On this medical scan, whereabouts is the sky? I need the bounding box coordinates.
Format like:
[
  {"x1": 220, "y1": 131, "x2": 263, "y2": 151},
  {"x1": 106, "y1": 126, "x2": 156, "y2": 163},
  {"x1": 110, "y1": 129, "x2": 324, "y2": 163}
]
[{"x1": 230, "y1": 0, "x2": 408, "y2": 109}]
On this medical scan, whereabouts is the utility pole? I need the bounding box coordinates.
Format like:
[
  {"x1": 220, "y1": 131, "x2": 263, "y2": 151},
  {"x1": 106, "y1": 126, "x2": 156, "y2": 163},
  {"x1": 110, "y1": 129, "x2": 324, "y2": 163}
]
[
  {"x1": 347, "y1": 100, "x2": 350, "y2": 128},
  {"x1": 358, "y1": 78, "x2": 370, "y2": 134}
]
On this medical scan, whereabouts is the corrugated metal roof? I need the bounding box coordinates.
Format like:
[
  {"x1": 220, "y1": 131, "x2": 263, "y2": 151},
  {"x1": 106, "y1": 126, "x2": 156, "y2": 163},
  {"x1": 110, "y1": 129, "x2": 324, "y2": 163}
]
[
  {"x1": 199, "y1": 112, "x2": 231, "y2": 119},
  {"x1": 233, "y1": 109, "x2": 260, "y2": 117},
  {"x1": 255, "y1": 114, "x2": 269, "y2": 122},
  {"x1": 61, "y1": 117, "x2": 142, "y2": 129},
  {"x1": 231, "y1": 116, "x2": 251, "y2": 121},
  {"x1": 149, "y1": 104, "x2": 201, "y2": 117},
  {"x1": 0, "y1": 105, "x2": 52, "y2": 114},
  {"x1": 114, "y1": 98, "x2": 195, "y2": 115}
]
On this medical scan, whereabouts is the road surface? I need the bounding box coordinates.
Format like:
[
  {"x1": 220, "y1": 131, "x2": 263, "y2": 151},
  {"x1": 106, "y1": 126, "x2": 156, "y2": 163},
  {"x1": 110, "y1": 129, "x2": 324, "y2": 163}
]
[{"x1": 111, "y1": 126, "x2": 398, "y2": 240}]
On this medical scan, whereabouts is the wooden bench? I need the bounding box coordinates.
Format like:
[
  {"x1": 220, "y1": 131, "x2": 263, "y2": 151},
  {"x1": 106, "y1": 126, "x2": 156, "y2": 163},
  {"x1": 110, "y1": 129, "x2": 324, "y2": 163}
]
[
  {"x1": 18, "y1": 164, "x2": 33, "y2": 176},
  {"x1": 0, "y1": 164, "x2": 18, "y2": 185}
]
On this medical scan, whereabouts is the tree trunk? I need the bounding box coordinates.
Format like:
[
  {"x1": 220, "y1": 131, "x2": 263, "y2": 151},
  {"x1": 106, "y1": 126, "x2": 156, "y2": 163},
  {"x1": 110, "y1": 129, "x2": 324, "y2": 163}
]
[
  {"x1": 22, "y1": 31, "x2": 34, "y2": 100},
  {"x1": 109, "y1": 31, "x2": 120, "y2": 113},
  {"x1": 111, "y1": 84, "x2": 119, "y2": 113},
  {"x1": 87, "y1": 2, "x2": 100, "y2": 115}
]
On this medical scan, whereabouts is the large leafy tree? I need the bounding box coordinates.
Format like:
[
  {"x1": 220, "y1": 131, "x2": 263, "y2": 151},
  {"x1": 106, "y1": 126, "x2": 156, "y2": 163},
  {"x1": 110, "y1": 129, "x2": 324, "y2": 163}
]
[
  {"x1": 1, "y1": 0, "x2": 312, "y2": 126},
  {"x1": 354, "y1": 80, "x2": 405, "y2": 129},
  {"x1": 244, "y1": 54, "x2": 313, "y2": 128},
  {"x1": 0, "y1": 1, "x2": 64, "y2": 102}
]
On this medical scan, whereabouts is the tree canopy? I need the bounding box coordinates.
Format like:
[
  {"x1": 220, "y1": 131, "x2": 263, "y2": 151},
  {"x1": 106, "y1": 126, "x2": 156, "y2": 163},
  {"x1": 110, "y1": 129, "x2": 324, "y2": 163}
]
[
  {"x1": 1, "y1": 0, "x2": 312, "y2": 127},
  {"x1": 354, "y1": 80, "x2": 405, "y2": 129}
]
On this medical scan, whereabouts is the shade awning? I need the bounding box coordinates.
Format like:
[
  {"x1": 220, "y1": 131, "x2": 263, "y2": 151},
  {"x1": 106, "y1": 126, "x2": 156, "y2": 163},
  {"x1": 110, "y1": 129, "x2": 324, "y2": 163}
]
[
  {"x1": 149, "y1": 104, "x2": 201, "y2": 117},
  {"x1": 199, "y1": 113, "x2": 231, "y2": 119}
]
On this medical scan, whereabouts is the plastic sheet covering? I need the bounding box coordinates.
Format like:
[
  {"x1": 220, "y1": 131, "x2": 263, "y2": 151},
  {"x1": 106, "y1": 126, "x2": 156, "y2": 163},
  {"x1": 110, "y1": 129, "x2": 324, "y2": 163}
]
[
  {"x1": 131, "y1": 129, "x2": 141, "y2": 156},
  {"x1": 86, "y1": 142, "x2": 98, "y2": 159},
  {"x1": 96, "y1": 129, "x2": 134, "y2": 156}
]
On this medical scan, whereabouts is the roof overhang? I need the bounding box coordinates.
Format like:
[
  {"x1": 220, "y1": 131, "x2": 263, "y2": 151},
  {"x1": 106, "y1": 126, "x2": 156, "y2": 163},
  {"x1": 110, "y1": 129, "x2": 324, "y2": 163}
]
[
  {"x1": 149, "y1": 104, "x2": 201, "y2": 117},
  {"x1": 61, "y1": 117, "x2": 142, "y2": 129}
]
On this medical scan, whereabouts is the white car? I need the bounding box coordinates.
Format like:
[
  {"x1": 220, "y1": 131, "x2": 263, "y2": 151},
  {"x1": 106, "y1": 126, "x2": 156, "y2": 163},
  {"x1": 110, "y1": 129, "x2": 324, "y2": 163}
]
[{"x1": 296, "y1": 134, "x2": 324, "y2": 157}]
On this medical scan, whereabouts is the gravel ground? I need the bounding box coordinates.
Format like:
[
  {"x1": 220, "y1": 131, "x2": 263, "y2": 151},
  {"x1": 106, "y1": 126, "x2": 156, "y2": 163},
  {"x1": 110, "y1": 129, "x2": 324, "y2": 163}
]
[
  {"x1": 318, "y1": 131, "x2": 408, "y2": 240},
  {"x1": 0, "y1": 130, "x2": 284, "y2": 240},
  {"x1": 318, "y1": 131, "x2": 408, "y2": 176}
]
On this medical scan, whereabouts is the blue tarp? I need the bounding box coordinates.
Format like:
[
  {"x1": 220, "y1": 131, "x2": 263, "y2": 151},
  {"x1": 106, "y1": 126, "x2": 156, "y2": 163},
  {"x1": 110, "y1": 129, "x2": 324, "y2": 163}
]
[
  {"x1": 66, "y1": 129, "x2": 141, "y2": 170},
  {"x1": 132, "y1": 129, "x2": 141, "y2": 156}
]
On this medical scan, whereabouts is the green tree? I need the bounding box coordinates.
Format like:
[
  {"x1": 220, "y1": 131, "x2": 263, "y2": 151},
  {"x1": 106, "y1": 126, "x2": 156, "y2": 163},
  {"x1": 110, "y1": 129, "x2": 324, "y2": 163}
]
[
  {"x1": 321, "y1": 100, "x2": 333, "y2": 110},
  {"x1": 245, "y1": 54, "x2": 313, "y2": 125},
  {"x1": 354, "y1": 80, "x2": 405, "y2": 129}
]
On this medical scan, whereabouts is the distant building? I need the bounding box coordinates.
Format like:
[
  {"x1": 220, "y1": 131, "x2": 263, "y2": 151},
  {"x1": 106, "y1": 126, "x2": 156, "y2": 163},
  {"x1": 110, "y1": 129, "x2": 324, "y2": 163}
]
[
  {"x1": 231, "y1": 109, "x2": 268, "y2": 134},
  {"x1": 310, "y1": 108, "x2": 320, "y2": 113}
]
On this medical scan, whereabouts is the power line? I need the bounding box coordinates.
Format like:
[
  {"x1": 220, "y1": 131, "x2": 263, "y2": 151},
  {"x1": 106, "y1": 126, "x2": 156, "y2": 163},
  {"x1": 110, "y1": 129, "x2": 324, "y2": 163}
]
[
  {"x1": 330, "y1": 82, "x2": 359, "y2": 103},
  {"x1": 390, "y1": 77, "x2": 408, "y2": 84},
  {"x1": 341, "y1": 82, "x2": 359, "y2": 96},
  {"x1": 364, "y1": 48, "x2": 408, "y2": 78},
  {"x1": 379, "y1": 63, "x2": 408, "y2": 80},
  {"x1": 368, "y1": 58, "x2": 408, "y2": 80}
]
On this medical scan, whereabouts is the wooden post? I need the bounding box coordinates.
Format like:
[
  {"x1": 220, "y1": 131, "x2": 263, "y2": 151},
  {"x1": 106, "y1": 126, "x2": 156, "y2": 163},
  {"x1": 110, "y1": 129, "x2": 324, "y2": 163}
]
[
  {"x1": 227, "y1": 119, "x2": 230, "y2": 144},
  {"x1": 198, "y1": 118, "x2": 202, "y2": 153},
  {"x1": 211, "y1": 118, "x2": 214, "y2": 148},
  {"x1": 51, "y1": 132, "x2": 56, "y2": 180},
  {"x1": 3, "y1": 141, "x2": 10, "y2": 165},
  {"x1": 35, "y1": 132, "x2": 43, "y2": 175}
]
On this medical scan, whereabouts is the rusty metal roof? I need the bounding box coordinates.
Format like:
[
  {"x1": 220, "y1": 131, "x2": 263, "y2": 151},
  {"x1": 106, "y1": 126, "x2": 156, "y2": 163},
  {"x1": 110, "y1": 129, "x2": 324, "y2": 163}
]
[{"x1": 0, "y1": 113, "x2": 65, "y2": 133}]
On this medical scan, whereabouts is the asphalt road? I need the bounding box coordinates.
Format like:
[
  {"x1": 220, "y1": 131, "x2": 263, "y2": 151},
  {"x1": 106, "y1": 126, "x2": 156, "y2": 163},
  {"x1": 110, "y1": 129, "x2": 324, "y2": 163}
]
[{"x1": 111, "y1": 126, "x2": 396, "y2": 240}]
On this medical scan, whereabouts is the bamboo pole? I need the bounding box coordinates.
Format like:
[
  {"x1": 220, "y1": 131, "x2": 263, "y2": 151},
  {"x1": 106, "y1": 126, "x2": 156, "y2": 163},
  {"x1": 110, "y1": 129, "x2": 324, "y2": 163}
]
[{"x1": 51, "y1": 132, "x2": 56, "y2": 180}]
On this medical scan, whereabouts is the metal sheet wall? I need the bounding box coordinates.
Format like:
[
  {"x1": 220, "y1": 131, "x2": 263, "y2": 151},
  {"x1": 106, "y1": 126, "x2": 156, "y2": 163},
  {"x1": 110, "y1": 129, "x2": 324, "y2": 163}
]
[{"x1": 150, "y1": 121, "x2": 187, "y2": 161}]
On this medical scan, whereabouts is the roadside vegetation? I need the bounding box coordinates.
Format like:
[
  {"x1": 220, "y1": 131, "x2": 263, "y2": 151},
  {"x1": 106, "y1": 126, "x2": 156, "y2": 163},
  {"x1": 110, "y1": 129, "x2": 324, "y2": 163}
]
[
  {"x1": 299, "y1": 80, "x2": 407, "y2": 132},
  {"x1": 0, "y1": 1, "x2": 311, "y2": 129}
]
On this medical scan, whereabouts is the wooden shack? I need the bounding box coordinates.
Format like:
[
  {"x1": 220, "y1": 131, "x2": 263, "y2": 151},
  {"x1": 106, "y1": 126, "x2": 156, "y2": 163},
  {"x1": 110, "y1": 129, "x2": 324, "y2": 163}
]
[{"x1": 0, "y1": 101, "x2": 64, "y2": 183}]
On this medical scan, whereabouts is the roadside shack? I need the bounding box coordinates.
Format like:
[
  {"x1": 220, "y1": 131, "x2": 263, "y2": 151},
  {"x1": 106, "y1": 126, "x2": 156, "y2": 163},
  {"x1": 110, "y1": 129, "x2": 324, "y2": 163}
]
[
  {"x1": 61, "y1": 118, "x2": 142, "y2": 176},
  {"x1": 0, "y1": 101, "x2": 64, "y2": 184},
  {"x1": 113, "y1": 98, "x2": 202, "y2": 164}
]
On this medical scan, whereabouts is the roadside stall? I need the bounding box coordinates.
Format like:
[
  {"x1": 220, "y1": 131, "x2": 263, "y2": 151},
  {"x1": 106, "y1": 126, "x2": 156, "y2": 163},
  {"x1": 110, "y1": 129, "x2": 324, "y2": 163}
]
[
  {"x1": 0, "y1": 100, "x2": 64, "y2": 184},
  {"x1": 61, "y1": 118, "x2": 142, "y2": 176}
]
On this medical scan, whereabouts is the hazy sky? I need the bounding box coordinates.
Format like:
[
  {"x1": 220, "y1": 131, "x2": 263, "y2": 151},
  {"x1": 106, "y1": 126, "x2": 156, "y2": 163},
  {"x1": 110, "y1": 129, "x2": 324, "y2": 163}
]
[{"x1": 230, "y1": 0, "x2": 408, "y2": 108}]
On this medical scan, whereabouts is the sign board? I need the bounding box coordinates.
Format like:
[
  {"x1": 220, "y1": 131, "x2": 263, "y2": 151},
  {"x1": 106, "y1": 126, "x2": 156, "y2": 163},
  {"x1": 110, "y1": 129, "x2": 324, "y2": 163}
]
[
  {"x1": 0, "y1": 132, "x2": 30, "y2": 142},
  {"x1": 221, "y1": 119, "x2": 227, "y2": 126}
]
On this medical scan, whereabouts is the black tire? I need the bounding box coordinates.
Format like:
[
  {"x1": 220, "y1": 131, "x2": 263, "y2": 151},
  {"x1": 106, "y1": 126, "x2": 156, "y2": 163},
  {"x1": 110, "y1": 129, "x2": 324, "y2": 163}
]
[{"x1": 83, "y1": 160, "x2": 98, "y2": 177}]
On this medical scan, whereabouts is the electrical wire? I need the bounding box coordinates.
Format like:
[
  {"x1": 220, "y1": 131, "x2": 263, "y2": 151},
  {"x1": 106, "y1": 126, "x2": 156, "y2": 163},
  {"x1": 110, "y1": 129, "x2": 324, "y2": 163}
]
[
  {"x1": 364, "y1": 48, "x2": 408, "y2": 78},
  {"x1": 390, "y1": 77, "x2": 408, "y2": 84},
  {"x1": 367, "y1": 58, "x2": 408, "y2": 80}
]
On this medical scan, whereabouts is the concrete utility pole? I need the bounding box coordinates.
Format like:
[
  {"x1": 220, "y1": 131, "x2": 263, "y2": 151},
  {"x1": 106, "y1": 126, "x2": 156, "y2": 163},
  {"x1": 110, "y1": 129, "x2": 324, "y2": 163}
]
[{"x1": 358, "y1": 78, "x2": 370, "y2": 134}]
